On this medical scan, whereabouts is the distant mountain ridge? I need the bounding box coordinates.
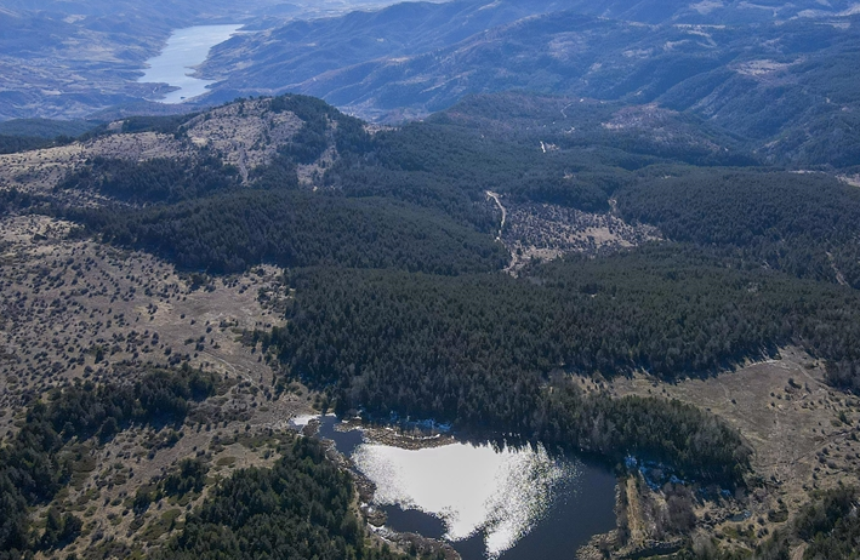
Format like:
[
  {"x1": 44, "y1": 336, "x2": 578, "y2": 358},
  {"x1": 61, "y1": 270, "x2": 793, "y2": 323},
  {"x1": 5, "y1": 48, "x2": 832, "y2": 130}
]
[
  {"x1": 0, "y1": 0, "x2": 411, "y2": 121},
  {"x1": 198, "y1": 0, "x2": 860, "y2": 167},
  {"x1": 200, "y1": 0, "x2": 571, "y2": 99},
  {"x1": 1, "y1": 0, "x2": 858, "y2": 167}
]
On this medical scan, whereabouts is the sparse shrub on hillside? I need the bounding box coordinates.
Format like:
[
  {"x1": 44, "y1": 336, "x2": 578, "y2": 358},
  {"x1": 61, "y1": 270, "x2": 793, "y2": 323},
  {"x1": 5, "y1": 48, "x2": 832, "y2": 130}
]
[{"x1": 0, "y1": 365, "x2": 217, "y2": 557}]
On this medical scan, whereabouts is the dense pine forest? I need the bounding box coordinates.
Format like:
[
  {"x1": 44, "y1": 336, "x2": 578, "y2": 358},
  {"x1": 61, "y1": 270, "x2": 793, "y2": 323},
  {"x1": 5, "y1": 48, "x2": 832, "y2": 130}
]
[
  {"x1": 58, "y1": 156, "x2": 241, "y2": 205},
  {"x1": 151, "y1": 437, "x2": 426, "y2": 560},
  {"x1": 261, "y1": 244, "x2": 860, "y2": 480},
  {"x1": 65, "y1": 190, "x2": 507, "y2": 275},
  {"x1": 0, "y1": 135, "x2": 55, "y2": 155},
  {"x1": 617, "y1": 169, "x2": 860, "y2": 288}
]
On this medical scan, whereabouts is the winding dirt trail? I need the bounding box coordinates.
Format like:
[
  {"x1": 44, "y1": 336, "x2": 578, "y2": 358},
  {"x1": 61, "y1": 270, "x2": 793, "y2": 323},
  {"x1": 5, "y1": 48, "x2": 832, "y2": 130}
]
[
  {"x1": 561, "y1": 101, "x2": 576, "y2": 119},
  {"x1": 486, "y1": 190, "x2": 506, "y2": 240}
]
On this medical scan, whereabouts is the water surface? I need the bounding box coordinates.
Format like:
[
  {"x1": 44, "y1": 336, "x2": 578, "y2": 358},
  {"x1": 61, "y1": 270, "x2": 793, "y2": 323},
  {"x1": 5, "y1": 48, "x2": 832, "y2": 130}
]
[
  {"x1": 139, "y1": 25, "x2": 242, "y2": 104},
  {"x1": 308, "y1": 416, "x2": 617, "y2": 560}
]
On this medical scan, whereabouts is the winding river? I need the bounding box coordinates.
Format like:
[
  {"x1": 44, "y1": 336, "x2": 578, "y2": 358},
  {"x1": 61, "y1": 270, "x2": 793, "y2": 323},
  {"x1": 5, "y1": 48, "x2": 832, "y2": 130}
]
[
  {"x1": 138, "y1": 24, "x2": 242, "y2": 104},
  {"x1": 299, "y1": 416, "x2": 617, "y2": 560}
]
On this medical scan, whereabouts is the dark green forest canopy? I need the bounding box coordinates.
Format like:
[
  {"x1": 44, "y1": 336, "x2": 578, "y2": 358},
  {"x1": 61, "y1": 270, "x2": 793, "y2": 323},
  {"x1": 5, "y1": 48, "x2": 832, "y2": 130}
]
[
  {"x1": 0, "y1": 134, "x2": 55, "y2": 155},
  {"x1": 150, "y1": 436, "x2": 424, "y2": 560},
  {"x1": 0, "y1": 118, "x2": 97, "y2": 140},
  {"x1": 67, "y1": 190, "x2": 508, "y2": 275},
  {"x1": 275, "y1": 246, "x2": 860, "y2": 390},
  {"x1": 322, "y1": 96, "x2": 745, "y2": 222},
  {"x1": 57, "y1": 156, "x2": 241, "y2": 204},
  {"x1": 430, "y1": 93, "x2": 758, "y2": 167},
  {"x1": 617, "y1": 169, "x2": 860, "y2": 287},
  {"x1": 52, "y1": 99, "x2": 710, "y2": 278},
  {"x1": 62, "y1": 94, "x2": 860, "y2": 285},
  {"x1": 261, "y1": 244, "x2": 860, "y2": 479},
  {"x1": 0, "y1": 118, "x2": 96, "y2": 154},
  {"x1": 0, "y1": 133, "x2": 82, "y2": 155},
  {"x1": 326, "y1": 117, "x2": 635, "y2": 217}
]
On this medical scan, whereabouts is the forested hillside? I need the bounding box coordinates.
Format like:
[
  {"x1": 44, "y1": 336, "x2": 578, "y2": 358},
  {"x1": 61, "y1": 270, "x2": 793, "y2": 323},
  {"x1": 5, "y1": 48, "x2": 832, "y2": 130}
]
[
  {"x1": 0, "y1": 135, "x2": 56, "y2": 155},
  {"x1": 67, "y1": 190, "x2": 508, "y2": 274},
  {"x1": 151, "y1": 436, "x2": 425, "y2": 560},
  {"x1": 617, "y1": 170, "x2": 860, "y2": 287},
  {"x1": 58, "y1": 156, "x2": 241, "y2": 204},
  {"x1": 0, "y1": 366, "x2": 216, "y2": 558},
  {"x1": 3, "y1": 91, "x2": 860, "y2": 559},
  {"x1": 46, "y1": 93, "x2": 860, "y2": 398},
  {"x1": 268, "y1": 243, "x2": 860, "y2": 419},
  {"x1": 25, "y1": 93, "x2": 857, "y2": 406},
  {"x1": 0, "y1": 118, "x2": 97, "y2": 139}
]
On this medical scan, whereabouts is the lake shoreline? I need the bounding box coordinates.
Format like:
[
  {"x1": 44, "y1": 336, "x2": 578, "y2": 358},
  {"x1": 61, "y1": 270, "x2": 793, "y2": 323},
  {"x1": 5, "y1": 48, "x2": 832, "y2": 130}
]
[
  {"x1": 138, "y1": 24, "x2": 243, "y2": 104},
  {"x1": 300, "y1": 415, "x2": 619, "y2": 560}
]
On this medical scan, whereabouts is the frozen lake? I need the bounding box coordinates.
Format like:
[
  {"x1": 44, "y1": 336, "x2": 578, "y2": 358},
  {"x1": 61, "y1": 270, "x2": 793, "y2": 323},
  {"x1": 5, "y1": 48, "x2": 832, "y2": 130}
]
[{"x1": 139, "y1": 24, "x2": 242, "y2": 104}]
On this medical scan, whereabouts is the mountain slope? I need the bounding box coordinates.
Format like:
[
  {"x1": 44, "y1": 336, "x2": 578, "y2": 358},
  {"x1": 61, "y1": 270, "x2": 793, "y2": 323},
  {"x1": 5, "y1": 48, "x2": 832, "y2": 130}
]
[
  {"x1": 3, "y1": 91, "x2": 860, "y2": 560},
  {"x1": 200, "y1": 0, "x2": 572, "y2": 96},
  {"x1": 201, "y1": 3, "x2": 860, "y2": 167}
]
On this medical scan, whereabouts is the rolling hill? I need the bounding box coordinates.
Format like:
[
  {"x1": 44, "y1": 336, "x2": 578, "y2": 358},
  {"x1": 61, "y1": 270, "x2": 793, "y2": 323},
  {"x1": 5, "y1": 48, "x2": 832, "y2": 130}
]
[
  {"x1": 198, "y1": 0, "x2": 860, "y2": 167},
  {"x1": 1, "y1": 90, "x2": 860, "y2": 560}
]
